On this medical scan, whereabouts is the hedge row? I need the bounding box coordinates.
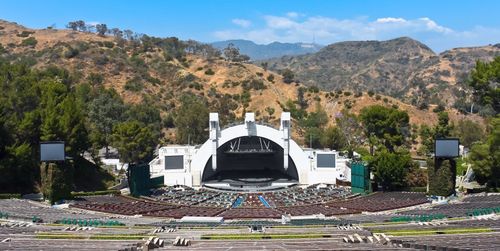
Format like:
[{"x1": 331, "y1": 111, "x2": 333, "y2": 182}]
[
  {"x1": 70, "y1": 190, "x2": 120, "y2": 197},
  {"x1": 0, "y1": 194, "x2": 21, "y2": 199}
]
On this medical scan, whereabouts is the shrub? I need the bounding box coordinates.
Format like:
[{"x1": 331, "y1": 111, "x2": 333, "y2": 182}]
[
  {"x1": 344, "y1": 91, "x2": 351, "y2": 96},
  {"x1": 196, "y1": 67, "x2": 203, "y2": 71},
  {"x1": 433, "y1": 104, "x2": 445, "y2": 113},
  {"x1": 21, "y1": 37, "x2": 37, "y2": 47},
  {"x1": 94, "y1": 55, "x2": 109, "y2": 65},
  {"x1": 129, "y1": 55, "x2": 146, "y2": 68},
  {"x1": 124, "y1": 79, "x2": 144, "y2": 92},
  {"x1": 63, "y1": 47, "x2": 79, "y2": 58},
  {"x1": 16, "y1": 31, "x2": 34, "y2": 37},
  {"x1": 266, "y1": 74, "x2": 275, "y2": 83},
  {"x1": 204, "y1": 68, "x2": 215, "y2": 75},
  {"x1": 102, "y1": 41, "x2": 114, "y2": 48},
  {"x1": 256, "y1": 72, "x2": 263, "y2": 77},
  {"x1": 383, "y1": 97, "x2": 389, "y2": 103},
  {"x1": 367, "y1": 90, "x2": 375, "y2": 97},
  {"x1": 308, "y1": 86, "x2": 319, "y2": 93},
  {"x1": 0, "y1": 193, "x2": 22, "y2": 199},
  {"x1": 71, "y1": 190, "x2": 120, "y2": 197},
  {"x1": 375, "y1": 94, "x2": 381, "y2": 100},
  {"x1": 281, "y1": 68, "x2": 295, "y2": 84}
]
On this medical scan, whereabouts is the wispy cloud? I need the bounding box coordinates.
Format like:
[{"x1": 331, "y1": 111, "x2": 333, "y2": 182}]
[
  {"x1": 86, "y1": 21, "x2": 101, "y2": 26},
  {"x1": 232, "y1": 18, "x2": 251, "y2": 28},
  {"x1": 213, "y1": 14, "x2": 500, "y2": 52}
]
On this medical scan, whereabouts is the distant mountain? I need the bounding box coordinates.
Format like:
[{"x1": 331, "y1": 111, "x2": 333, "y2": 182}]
[
  {"x1": 211, "y1": 39, "x2": 323, "y2": 60},
  {"x1": 261, "y1": 37, "x2": 500, "y2": 105}
]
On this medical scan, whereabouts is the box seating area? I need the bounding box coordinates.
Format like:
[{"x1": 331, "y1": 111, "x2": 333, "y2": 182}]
[
  {"x1": 72, "y1": 200, "x2": 177, "y2": 216},
  {"x1": 196, "y1": 192, "x2": 239, "y2": 208},
  {"x1": 331, "y1": 192, "x2": 428, "y2": 212},
  {"x1": 269, "y1": 185, "x2": 350, "y2": 207},
  {"x1": 65, "y1": 190, "x2": 433, "y2": 219},
  {"x1": 399, "y1": 193, "x2": 500, "y2": 218},
  {"x1": 0, "y1": 199, "x2": 108, "y2": 223}
]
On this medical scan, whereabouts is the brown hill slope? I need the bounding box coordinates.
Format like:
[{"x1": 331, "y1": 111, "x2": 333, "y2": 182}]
[
  {"x1": 262, "y1": 37, "x2": 500, "y2": 107},
  {"x1": 0, "y1": 20, "x2": 484, "y2": 147}
]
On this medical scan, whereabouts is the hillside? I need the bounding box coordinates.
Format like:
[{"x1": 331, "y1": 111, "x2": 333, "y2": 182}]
[
  {"x1": 211, "y1": 39, "x2": 322, "y2": 60},
  {"x1": 261, "y1": 37, "x2": 500, "y2": 107},
  {"x1": 0, "y1": 20, "x2": 484, "y2": 148}
]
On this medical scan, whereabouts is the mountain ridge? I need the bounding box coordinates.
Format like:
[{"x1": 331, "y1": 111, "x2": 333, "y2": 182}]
[
  {"x1": 0, "y1": 19, "x2": 485, "y2": 147},
  {"x1": 211, "y1": 39, "x2": 322, "y2": 60},
  {"x1": 260, "y1": 37, "x2": 500, "y2": 109}
]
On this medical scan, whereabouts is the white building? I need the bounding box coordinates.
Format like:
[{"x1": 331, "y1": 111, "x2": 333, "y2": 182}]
[{"x1": 149, "y1": 112, "x2": 352, "y2": 189}]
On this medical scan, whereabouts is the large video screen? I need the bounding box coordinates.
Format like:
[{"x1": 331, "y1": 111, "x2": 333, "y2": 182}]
[
  {"x1": 165, "y1": 155, "x2": 184, "y2": 170},
  {"x1": 317, "y1": 153, "x2": 336, "y2": 168},
  {"x1": 40, "y1": 142, "x2": 65, "y2": 161},
  {"x1": 435, "y1": 139, "x2": 459, "y2": 158}
]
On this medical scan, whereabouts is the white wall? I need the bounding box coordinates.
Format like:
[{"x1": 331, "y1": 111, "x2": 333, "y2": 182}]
[
  {"x1": 150, "y1": 124, "x2": 352, "y2": 187},
  {"x1": 190, "y1": 124, "x2": 311, "y2": 186}
]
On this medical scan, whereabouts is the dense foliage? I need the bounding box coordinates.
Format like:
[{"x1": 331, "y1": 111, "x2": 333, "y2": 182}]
[
  {"x1": 469, "y1": 56, "x2": 500, "y2": 116},
  {"x1": 0, "y1": 60, "x2": 161, "y2": 194},
  {"x1": 469, "y1": 116, "x2": 500, "y2": 186},
  {"x1": 359, "y1": 105, "x2": 410, "y2": 153}
]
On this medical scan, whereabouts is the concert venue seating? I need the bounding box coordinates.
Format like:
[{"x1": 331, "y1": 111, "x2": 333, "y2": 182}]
[
  {"x1": 69, "y1": 185, "x2": 431, "y2": 219},
  {"x1": 399, "y1": 194, "x2": 500, "y2": 218}
]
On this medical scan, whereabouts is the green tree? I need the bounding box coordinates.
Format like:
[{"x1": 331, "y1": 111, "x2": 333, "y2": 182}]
[
  {"x1": 87, "y1": 88, "x2": 127, "y2": 157},
  {"x1": 428, "y1": 158, "x2": 455, "y2": 196},
  {"x1": 223, "y1": 43, "x2": 240, "y2": 62},
  {"x1": 370, "y1": 150, "x2": 412, "y2": 190},
  {"x1": 336, "y1": 110, "x2": 364, "y2": 155},
  {"x1": 281, "y1": 68, "x2": 295, "y2": 84},
  {"x1": 111, "y1": 120, "x2": 157, "y2": 164},
  {"x1": 320, "y1": 126, "x2": 347, "y2": 151},
  {"x1": 174, "y1": 95, "x2": 209, "y2": 144},
  {"x1": 452, "y1": 119, "x2": 484, "y2": 148},
  {"x1": 418, "y1": 124, "x2": 433, "y2": 156},
  {"x1": 59, "y1": 95, "x2": 90, "y2": 157},
  {"x1": 434, "y1": 112, "x2": 453, "y2": 138},
  {"x1": 469, "y1": 116, "x2": 500, "y2": 186},
  {"x1": 95, "y1": 23, "x2": 108, "y2": 36},
  {"x1": 469, "y1": 57, "x2": 500, "y2": 115},
  {"x1": 360, "y1": 105, "x2": 410, "y2": 153}
]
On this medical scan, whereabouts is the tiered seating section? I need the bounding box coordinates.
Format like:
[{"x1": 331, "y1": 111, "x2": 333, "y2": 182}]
[
  {"x1": 70, "y1": 185, "x2": 431, "y2": 219},
  {"x1": 331, "y1": 192, "x2": 429, "y2": 212},
  {"x1": 399, "y1": 194, "x2": 500, "y2": 218}
]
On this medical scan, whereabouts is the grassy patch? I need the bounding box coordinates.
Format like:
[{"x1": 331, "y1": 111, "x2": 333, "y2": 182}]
[
  {"x1": 271, "y1": 224, "x2": 337, "y2": 229},
  {"x1": 361, "y1": 221, "x2": 407, "y2": 227}
]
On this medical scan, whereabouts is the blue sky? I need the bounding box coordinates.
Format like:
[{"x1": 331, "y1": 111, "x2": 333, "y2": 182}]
[{"x1": 1, "y1": 0, "x2": 499, "y2": 52}]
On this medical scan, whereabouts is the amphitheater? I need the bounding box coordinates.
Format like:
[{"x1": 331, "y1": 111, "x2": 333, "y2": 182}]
[{"x1": 1, "y1": 113, "x2": 499, "y2": 250}]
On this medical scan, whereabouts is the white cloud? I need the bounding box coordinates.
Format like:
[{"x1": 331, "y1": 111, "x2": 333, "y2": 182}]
[
  {"x1": 286, "y1": 12, "x2": 300, "y2": 18},
  {"x1": 232, "y1": 18, "x2": 251, "y2": 28},
  {"x1": 213, "y1": 14, "x2": 500, "y2": 52},
  {"x1": 376, "y1": 17, "x2": 407, "y2": 23},
  {"x1": 86, "y1": 21, "x2": 101, "y2": 26}
]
